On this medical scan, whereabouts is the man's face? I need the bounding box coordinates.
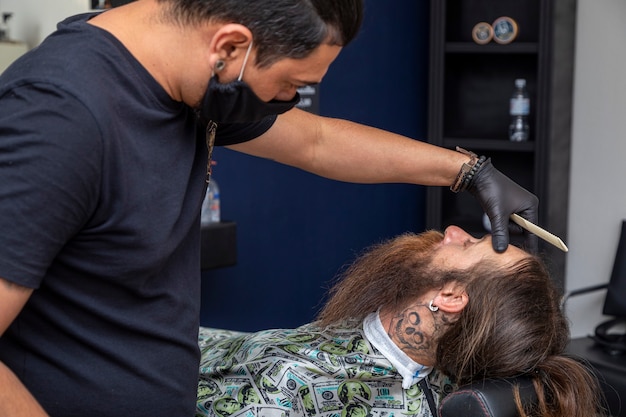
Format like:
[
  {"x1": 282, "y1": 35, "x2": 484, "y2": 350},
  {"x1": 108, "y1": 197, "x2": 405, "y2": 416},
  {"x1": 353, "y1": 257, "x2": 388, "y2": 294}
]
[
  {"x1": 430, "y1": 226, "x2": 529, "y2": 271},
  {"x1": 242, "y1": 44, "x2": 342, "y2": 102}
]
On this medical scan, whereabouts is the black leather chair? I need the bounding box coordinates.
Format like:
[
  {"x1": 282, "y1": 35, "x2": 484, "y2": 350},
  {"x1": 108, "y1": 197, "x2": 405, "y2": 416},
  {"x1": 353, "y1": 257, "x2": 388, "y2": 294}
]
[{"x1": 439, "y1": 377, "x2": 536, "y2": 417}]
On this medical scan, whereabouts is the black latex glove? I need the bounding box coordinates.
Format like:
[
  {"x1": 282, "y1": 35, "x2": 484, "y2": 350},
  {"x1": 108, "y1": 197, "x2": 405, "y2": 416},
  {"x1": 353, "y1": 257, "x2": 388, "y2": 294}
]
[{"x1": 466, "y1": 158, "x2": 539, "y2": 253}]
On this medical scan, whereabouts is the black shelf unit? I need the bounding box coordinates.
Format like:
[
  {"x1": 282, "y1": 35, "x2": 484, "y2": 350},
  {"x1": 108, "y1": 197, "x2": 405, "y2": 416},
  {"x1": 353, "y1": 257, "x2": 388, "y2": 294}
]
[
  {"x1": 201, "y1": 222, "x2": 237, "y2": 270},
  {"x1": 427, "y1": 0, "x2": 579, "y2": 284},
  {"x1": 426, "y1": 0, "x2": 553, "y2": 241}
]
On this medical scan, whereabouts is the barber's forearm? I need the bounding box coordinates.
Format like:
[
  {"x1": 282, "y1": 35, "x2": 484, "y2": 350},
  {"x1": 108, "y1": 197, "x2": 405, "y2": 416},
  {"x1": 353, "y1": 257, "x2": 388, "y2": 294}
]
[
  {"x1": 229, "y1": 109, "x2": 470, "y2": 186},
  {"x1": 0, "y1": 361, "x2": 49, "y2": 417},
  {"x1": 311, "y1": 116, "x2": 469, "y2": 185}
]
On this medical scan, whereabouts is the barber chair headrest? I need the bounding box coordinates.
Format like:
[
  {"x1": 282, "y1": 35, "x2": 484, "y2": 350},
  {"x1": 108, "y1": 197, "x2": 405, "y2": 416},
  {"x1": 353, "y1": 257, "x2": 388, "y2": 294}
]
[{"x1": 439, "y1": 377, "x2": 536, "y2": 417}]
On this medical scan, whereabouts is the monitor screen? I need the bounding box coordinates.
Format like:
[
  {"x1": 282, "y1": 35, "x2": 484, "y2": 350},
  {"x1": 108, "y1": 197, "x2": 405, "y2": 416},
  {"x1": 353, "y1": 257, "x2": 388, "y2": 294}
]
[{"x1": 603, "y1": 220, "x2": 626, "y2": 317}]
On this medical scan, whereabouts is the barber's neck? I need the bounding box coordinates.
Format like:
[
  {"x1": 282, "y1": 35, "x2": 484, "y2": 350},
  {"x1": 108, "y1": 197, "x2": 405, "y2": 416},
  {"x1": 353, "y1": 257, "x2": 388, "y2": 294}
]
[{"x1": 87, "y1": 0, "x2": 211, "y2": 103}]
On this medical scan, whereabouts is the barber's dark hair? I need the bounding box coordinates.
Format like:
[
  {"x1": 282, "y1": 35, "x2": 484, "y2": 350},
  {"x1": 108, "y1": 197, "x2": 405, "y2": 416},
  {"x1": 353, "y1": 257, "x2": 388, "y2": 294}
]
[
  {"x1": 436, "y1": 257, "x2": 606, "y2": 417},
  {"x1": 158, "y1": 0, "x2": 363, "y2": 67}
]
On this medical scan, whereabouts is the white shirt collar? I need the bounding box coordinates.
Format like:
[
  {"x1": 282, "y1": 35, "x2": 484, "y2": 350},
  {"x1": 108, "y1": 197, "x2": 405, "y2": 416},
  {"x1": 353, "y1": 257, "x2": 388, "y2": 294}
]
[{"x1": 363, "y1": 311, "x2": 432, "y2": 389}]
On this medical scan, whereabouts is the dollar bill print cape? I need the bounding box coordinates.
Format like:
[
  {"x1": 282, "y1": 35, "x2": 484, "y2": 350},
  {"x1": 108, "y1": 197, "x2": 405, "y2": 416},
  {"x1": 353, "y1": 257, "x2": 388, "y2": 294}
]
[{"x1": 197, "y1": 315, "x2": 454, "y2": 417}]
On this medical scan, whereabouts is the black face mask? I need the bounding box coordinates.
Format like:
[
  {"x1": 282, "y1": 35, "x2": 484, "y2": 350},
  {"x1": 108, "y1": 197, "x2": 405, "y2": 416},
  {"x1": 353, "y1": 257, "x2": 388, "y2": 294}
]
[
  {"x1": 197, "y1": 76, "x2": 300, "y2": 124},
  {"x1": 196, "y1": 40, "x2": 300, "y2": 125}
]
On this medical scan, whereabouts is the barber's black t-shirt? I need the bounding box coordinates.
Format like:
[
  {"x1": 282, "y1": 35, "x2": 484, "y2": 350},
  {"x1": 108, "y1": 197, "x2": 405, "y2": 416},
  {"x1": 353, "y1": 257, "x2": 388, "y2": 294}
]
[{"x1": 0, "y1": 13, "x2": 273, "y2": 417}]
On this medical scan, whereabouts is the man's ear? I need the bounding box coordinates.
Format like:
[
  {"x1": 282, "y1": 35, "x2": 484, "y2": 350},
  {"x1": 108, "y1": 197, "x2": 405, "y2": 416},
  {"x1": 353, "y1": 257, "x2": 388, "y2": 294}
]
[
  {"x1": 432, "y1": 283, "x2": 468, "y2": 314},
  {"x1": 208, "y1": 23, "x2": 253, "y2": 65}
]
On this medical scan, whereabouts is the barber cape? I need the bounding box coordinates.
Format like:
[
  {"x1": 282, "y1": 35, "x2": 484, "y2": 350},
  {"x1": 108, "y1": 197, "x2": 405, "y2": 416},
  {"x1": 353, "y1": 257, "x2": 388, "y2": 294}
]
[{"x1": 197, "y1": 316, "x2": 454, "y2": 417}]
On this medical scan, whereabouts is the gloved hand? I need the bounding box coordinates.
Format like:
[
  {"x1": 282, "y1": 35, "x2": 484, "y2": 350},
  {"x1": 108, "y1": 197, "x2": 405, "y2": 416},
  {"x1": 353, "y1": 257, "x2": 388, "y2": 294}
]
[{"x1": 466, "y1": 158, "x2": 539, "y2": 253}]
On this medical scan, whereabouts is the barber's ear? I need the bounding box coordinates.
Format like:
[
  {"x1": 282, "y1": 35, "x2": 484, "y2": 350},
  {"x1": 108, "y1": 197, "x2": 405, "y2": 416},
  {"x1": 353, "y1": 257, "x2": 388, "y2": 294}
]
[
  {"x1": 209, "y1": 23, "x2": 253, "y2": 61},
  {"x1": 432, "y1": 283, "x2": 468, "y2": 314}
]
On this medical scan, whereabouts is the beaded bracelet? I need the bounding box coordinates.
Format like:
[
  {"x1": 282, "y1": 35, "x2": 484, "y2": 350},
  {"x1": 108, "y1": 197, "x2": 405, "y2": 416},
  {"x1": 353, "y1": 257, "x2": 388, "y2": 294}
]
[
  {"x1": 450, "y1": 147, "x2": 487, "y2": 193},
  {"x1": 461, "y1": 155, "x2": 487, "y2": 191}
]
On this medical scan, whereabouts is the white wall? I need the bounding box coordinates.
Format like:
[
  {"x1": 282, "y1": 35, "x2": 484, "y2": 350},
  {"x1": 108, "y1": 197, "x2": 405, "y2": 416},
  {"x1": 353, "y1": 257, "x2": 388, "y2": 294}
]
[
  {"x1": 0, "y1": 0, "x2": 90, "y2": 48},
  {"x1": 567, "y1": 0, "x2": 626, "y2": 337}
]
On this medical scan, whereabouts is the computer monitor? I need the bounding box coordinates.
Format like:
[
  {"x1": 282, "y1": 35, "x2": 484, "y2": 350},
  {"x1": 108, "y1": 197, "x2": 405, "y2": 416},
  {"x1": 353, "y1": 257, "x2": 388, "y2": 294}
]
[{"x1": 603, "y1": 220, "x2": 626, "y2": 317}]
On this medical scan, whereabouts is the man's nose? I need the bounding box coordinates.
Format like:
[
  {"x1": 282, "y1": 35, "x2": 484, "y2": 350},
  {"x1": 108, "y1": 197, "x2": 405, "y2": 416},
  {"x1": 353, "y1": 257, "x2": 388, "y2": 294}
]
[{"x1": 443, "y1": 225, "x2": 474, "y2": 245}]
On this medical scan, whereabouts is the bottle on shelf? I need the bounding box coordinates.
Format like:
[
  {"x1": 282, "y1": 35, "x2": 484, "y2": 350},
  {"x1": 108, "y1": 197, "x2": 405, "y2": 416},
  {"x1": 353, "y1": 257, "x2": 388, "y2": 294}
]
[
  {"x1": 508, "y1": 78, "x2": 530, "y2": 142},
  {"x1": 201, "y1": 178, "x2": 220, "y2": 226}
]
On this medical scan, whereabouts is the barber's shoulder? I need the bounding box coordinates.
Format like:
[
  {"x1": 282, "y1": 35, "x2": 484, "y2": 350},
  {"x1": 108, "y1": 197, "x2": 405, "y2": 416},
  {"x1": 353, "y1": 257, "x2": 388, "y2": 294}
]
[{"x1": 0, "y1": 276, "x2": 32, "y2": 293}]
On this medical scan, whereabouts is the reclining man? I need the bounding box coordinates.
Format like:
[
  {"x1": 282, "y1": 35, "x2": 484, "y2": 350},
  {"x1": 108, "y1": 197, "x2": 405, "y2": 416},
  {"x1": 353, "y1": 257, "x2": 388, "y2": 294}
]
[{"x1": 197, "y1": 226, "x2": 604, "y2": 417}]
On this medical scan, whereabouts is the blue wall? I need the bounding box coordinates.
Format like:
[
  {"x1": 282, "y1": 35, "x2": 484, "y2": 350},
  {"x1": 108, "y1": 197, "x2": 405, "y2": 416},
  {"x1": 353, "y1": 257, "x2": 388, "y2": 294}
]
[{"x1": 200, "y1": 0, "x2": 430, "y2": 331}]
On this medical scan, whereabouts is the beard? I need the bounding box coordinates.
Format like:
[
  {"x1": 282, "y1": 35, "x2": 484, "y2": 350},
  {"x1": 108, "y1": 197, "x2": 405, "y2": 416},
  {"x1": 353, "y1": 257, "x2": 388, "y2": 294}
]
[{"x1": 316, "y1": 230, "x2": 446, "y2": 326}]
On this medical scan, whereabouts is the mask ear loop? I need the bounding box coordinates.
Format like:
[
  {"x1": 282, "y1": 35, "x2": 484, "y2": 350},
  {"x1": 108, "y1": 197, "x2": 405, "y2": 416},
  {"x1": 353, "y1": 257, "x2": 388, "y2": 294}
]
[{"x1": 238, "y1": 40, "x2": 253, "y2": 81}]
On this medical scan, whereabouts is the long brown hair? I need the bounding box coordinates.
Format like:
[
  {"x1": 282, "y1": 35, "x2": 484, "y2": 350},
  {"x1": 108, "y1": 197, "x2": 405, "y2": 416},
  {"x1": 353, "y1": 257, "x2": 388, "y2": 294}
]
[
  {"x1": 317, "y1": 232, "x2": 606, "y2": 417},
  {"x1": 317, "y1": 231, "x2": 447, "y2": 327},
  {"x1": 436, "y1": 257, "x2": 605, "y2": 417}
]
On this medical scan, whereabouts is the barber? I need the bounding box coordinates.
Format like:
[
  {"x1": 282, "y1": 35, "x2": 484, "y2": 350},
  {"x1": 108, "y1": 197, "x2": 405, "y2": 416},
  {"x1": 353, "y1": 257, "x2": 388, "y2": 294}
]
[{"x1": 0, "y1": 1, "x2": 537, "y2": 416}]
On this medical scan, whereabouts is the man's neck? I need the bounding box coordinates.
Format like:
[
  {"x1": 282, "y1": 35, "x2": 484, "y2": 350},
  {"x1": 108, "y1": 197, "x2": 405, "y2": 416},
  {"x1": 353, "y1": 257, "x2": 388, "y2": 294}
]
[
  {"x1": 378, "y1": 305, "x2": 437, "y2": 366},
  {"x1": 362, "y1": 312, "x2": 432, "y2": 389}
]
